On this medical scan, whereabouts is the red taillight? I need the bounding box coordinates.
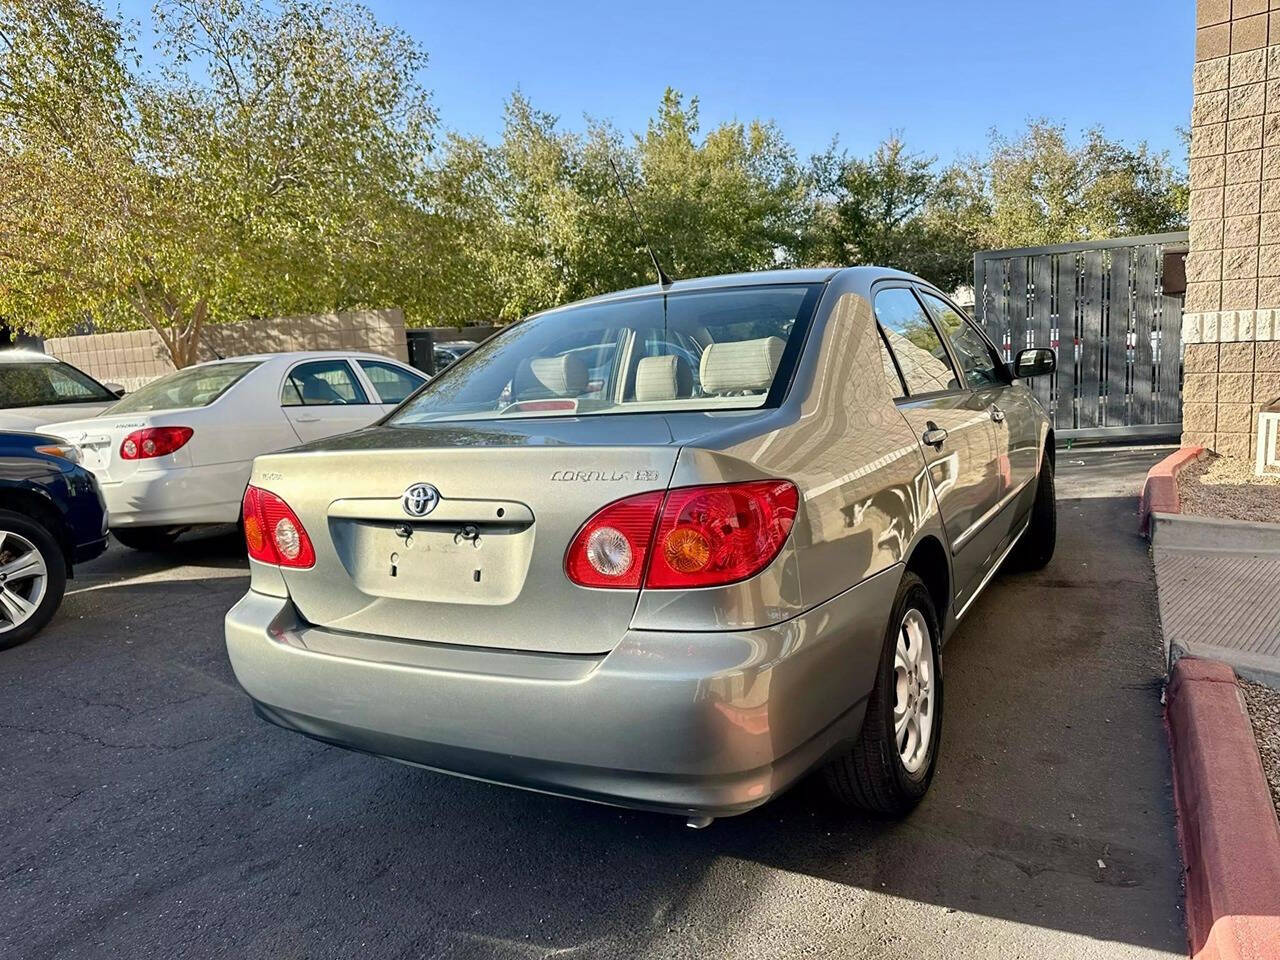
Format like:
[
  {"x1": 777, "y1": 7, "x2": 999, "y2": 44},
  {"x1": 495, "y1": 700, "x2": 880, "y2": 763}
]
[
  {"x1": 563, "y1": 491, "x2": 664, "y2": 588},
  {"x1": 119, "y1": 426, "x2": 193, "y2": 460},
  {"x1": 241, "y1": 484, "x2": 316, "y2": 568},
  {"x1": 647, "y1": 481, "x2": 798, "y2": 588},
  {"x1": 564, "y1": 480, "x2": 797, "y2": 590}
]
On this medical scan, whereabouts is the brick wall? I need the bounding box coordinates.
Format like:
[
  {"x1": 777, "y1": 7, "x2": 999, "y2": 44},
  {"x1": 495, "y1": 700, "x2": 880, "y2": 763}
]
[
  {"x1": 1183, "y1": 1, "x2": 1280, "y2": 454},
  {"x1": 43, "y1": 308, "x2": 408, "y2": 392}
]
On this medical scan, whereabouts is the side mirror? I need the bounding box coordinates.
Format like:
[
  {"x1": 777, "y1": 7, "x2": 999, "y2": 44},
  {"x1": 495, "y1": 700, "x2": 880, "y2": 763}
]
[
  {"x1": 1013, "y1": 348, "x2": 1056, "y2": 379},
  {"x1": 103, "y1": 382, "x2": 126, "y2": 398}
]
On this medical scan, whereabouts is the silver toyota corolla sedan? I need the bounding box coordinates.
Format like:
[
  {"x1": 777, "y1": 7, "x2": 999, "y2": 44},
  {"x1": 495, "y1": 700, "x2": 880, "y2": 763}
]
[{"x1": 225, "y1": 267, "x2": 1057, "y2": 825}]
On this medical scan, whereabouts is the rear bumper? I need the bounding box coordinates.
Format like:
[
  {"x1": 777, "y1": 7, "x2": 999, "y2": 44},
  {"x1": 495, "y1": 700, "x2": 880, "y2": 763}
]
[
  {"x1": 101, "y1": 461, "x2": 249, "y2": 528},
  {"x1": 224, "y1": 565, "x2": 902, "y2": 818},
  {"x1": 72, "y1": 534, "x2": 109, "y2": 565}
]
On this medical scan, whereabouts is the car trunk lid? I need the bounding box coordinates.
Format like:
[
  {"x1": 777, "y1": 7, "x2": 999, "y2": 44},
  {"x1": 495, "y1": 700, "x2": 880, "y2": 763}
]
[
  {"x1": 44, "y1": 413, "x2": 190, "y2": 484},
  {"x1": 259, "y1": 419, "x2": 678, "y2": 655}
]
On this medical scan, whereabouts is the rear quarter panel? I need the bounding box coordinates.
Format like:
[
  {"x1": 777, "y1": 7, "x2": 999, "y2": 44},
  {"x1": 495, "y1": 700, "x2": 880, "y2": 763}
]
[{"x1": 634, "y1": 286, "x2": 944, "y2": 631}]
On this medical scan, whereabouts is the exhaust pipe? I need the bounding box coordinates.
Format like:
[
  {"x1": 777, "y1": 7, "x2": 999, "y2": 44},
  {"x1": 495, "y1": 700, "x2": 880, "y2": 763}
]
[{"x1": 685, "y1": 815, "x2": 714, "y2": 830}]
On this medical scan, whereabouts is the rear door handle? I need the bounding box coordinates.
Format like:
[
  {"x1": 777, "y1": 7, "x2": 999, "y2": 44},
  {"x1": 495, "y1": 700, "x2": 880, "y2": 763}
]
[
  {"x1": 921, "y1": 423, "x2": 949, "y2": 448},
  {"x1": 990, "y1": 405, "x2": 1006, "y2": 424},
  {"x1": 294, "y1": 414, "x2": 321, "y2": 423}
]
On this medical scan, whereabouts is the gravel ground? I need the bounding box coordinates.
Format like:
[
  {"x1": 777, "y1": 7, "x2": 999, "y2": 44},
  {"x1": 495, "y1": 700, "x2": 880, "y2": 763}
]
[
  {"x1": 1240, "y1": 679, "x2": 1280, "y2": 823},
  {"x1": 1177, "y1": 453, "x2": 1280, "y2": 523}
]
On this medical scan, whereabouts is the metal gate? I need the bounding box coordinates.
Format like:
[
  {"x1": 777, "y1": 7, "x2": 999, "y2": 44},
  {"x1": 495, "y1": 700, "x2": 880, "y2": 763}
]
[{"x1": 973, "y1": 232, "x2": 1188, "y2": 439}]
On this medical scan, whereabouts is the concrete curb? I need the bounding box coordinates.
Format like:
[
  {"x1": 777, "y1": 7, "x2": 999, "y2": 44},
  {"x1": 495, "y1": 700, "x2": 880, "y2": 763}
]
[
  {"x1": 1165, "y1": 657, "x2": 1280, "y2": 960},
  {"x1": 1150, "y1": 511, "x2": 1280, "y2": 553},
  {"x1": 1140, "y1": 446, "x2": 1206, "y2": 535}
]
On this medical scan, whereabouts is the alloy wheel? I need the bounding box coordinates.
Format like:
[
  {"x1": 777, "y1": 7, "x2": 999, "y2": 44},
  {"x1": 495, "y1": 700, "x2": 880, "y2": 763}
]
[
  {"x1": 0, "y1": 530, "x2": 48, "y2": 634},
  {"x1": 893, "y1": 607, "x2": 935, "y2": 774}
]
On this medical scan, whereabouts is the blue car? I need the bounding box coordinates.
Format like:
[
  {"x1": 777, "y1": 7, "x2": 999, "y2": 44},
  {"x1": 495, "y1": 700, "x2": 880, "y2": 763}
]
[{"x1": 0, "y1": 430, "x2": 108, "y2": 648}]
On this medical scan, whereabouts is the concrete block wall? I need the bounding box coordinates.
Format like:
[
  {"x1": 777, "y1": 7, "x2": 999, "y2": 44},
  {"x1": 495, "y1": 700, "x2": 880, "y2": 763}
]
[
  {"x1": 44, "y1": 308, "x2": 408, "y2": 392},
  {"x1": 1184, "y1": 0, "x2": 1280, "y2": 454},
  {"x1": 1181, "y1": 337, "x2": 1280, "y2": 456}
]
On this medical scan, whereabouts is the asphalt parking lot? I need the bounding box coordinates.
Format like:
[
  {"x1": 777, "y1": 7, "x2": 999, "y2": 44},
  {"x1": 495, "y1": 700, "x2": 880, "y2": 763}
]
[{"x1": 2, "y1": 445, "x2": 1185, "y2": 960}]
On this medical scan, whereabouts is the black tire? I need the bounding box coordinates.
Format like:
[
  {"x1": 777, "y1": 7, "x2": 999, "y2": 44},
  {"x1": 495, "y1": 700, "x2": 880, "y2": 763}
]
[
  {"x1": 1008, "y1": 453, "x2": 1056, "y2": 572},
  {"x1": 824, "y1": 571, "x2": 943, "y2": 817},
  {"x1": 0, "y1": 509, "x2": 68, "y2": 651},
  {"x1": 112, "y1": 527, "x2": 183, "y2": 551}
]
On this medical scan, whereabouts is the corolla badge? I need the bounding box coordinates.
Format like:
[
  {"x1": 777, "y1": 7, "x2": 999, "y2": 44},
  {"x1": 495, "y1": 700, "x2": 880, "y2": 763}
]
[{"x1": 401, "y1": 482, "x2": 440, "y2": 517}]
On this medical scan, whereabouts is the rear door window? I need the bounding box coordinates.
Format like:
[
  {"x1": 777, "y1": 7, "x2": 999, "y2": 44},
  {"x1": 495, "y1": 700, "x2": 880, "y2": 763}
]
[
  {"x1": 874, "y1": 288, "x2": 961, "y2": 396},
  {"x1": 282, "y1": 360, "x2": 370, "y2": 406}
]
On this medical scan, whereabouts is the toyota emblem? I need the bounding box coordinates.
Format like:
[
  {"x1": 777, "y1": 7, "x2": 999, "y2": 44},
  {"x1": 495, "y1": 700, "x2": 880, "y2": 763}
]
[{"x1": 401, "y1": 483, "x2": 440, "y2": 517}]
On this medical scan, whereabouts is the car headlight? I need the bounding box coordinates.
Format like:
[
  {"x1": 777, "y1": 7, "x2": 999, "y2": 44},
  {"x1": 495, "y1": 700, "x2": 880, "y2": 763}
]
[{"x1": 36, "y1": 443, "x2": 81, "y2": 464}]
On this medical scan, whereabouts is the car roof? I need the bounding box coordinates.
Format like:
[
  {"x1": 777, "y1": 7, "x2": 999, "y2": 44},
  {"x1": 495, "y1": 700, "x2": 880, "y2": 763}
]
[
  {"x1": 181, "y1": 350, "x2": 410, "y2": 369},
  {"x1": 0, "y1": 349, "x2": 59, "y2": 363},
  {"x1": 528, "y1": 266, "x2": 925, "y2": 316}
]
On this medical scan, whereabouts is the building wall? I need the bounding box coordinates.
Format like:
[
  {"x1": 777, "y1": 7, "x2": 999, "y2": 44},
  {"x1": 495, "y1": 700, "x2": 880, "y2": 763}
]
[
  {"x1": 43, "y1": 308, "x2": 408, "y2": 392},
  {"x1": 1184, "y1": 0, "x2": 1280, "y2": 455}
]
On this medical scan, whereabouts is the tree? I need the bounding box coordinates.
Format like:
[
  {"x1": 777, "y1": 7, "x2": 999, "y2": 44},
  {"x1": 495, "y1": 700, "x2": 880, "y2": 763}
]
[
  {"x1": 431, "y1": 88, "x2": 809, "y2": 322},
  {"x1": 0, "y1": 0, "x2": 140, "y2": 341},
  {"x1": 0, "y1": 0, "x2": 438, "y2": 365},
  {"x1": 633, "y1": 89, "x2": 808, "y2": 281},
  {"x1": 802, "y1": 136, "x2": 980, "y2": 291},
  {"x1": 967, "y1": 119, "x2": 1188, "y2": 250}
]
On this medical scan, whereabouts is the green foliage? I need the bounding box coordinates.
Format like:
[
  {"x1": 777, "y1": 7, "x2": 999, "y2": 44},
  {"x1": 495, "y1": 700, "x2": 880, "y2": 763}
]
[
  {"x1": 0, "y1": 0, "x2": 438, "y2": 364},
  {"x1": 429, "y1": 89, "x2": 808, "y2": 321},
  {"x1": 0, "y1": 0, "x2": 139, "y2": 331},
  {"x1": 963, "y1": 119, "x2": 1189, "y2": 251},
  {"x1": 0, "y1": 1, "x2": 1189, "y2": 346},
  {"x1": 800, "y1": 121, "x2": 1188, "y2": 289},
  {"x1": 803, "y1": 135, "x2": 980, "y2": 291}
]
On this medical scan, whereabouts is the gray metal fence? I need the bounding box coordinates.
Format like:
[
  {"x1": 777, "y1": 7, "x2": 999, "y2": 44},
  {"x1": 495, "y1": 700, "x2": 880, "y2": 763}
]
[{"x1": 973, "y1": 232, "x2": 1188, "y2": 439}]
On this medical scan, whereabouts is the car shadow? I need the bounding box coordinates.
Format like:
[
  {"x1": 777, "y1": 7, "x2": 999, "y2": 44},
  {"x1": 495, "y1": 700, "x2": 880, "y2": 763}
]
[{"x1": 72, "y1": 524, "x2": 248, "y2": 584}]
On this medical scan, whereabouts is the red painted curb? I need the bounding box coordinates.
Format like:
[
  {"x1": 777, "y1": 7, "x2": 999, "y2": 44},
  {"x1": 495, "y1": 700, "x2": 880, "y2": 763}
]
[
  {"x1": 1140, "y1": 446, "x2": 1206, "y2": 534},
  {"x1": 1165, "y1": 657, "x2": 1280, "y2": 960}
]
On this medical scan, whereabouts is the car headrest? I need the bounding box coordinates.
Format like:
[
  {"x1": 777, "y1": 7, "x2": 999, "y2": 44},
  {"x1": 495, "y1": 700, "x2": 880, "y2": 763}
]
[
  {"x1": 634, "y1": 355, "x2": 693, "y2": 402},
  {"x1": 699, "y1": 337, "x2": 786, "y2": 395},
  {"x1": 301, "y1": 377, "x2": 343, "y2": 403},
  {"x1": 514, "y1": 354, "x2": 589, "y2": 399}
]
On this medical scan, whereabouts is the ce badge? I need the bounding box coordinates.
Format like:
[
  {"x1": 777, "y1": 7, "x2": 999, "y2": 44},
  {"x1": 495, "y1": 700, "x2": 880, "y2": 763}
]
[{"x1": 401, "y1": 482, "x2": 440, "y2": 518}]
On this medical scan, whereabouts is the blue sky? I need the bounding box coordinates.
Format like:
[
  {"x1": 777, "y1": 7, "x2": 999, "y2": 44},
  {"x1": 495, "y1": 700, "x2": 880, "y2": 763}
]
[{"x1": 116, "y1": 0, "x2": 1195, "y2": 166}]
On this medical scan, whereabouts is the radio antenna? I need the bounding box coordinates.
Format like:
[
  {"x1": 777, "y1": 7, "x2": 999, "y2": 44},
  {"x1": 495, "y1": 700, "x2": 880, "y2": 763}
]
[{"x1": 607, "y1": 157, "x2": 674, "y2": 288}]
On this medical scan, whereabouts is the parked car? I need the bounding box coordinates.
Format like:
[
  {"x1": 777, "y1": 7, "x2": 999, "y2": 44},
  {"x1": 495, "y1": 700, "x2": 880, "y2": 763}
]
[
  {"x1": 0, "y1": 350, "x2": 124, "y2": 431},
  {"x1": 0, "y1": 431, "x2": 108, "y2": 649},
  {"x1": 224, "y1": 268, "x2": 1057, "y2": 824},
  {"x1": 46, "y1": 351, "x2": 426, "y2": 551},
  {"x1": 433, "y1": 340, "x2": 477, "y2": 373}
]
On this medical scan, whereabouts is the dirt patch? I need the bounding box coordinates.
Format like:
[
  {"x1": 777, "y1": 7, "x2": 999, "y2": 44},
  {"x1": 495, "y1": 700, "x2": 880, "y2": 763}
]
[
  {"x1": 1240, "y1": 678, "x2": 1280, "y2": 824},
  {"x1": 1176, "y1": 452, "x2": 1280, "y2": 523}
]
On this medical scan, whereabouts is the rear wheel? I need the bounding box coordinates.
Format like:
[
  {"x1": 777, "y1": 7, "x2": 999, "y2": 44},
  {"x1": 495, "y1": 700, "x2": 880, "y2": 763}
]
[
  {"x1": 1008, "y1": 453, "x2": 1056, "y2": 571},
  {"x1": 113, "y1": 527, "x2": 183, "y2": 551},
  {"x1": 824, "y1": 571, "x2": 942, "y2": 817},
  {"x1": 0, "y1": 510, "x2": 68, "y2": 650}
]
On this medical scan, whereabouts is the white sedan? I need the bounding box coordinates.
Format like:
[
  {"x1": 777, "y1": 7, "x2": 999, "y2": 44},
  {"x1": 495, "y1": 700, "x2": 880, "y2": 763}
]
[{"x1": 45, "y1": 351, "x2": 427, "y2": 550}]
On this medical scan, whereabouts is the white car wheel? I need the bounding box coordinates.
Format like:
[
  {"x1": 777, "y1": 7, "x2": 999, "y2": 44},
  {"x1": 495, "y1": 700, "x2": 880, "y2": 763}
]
[
  {"x1": 893, "y1": 608, "x2": 935, "y2": 775},
  {"x1": 0, "y1": 530, "x2": 49, "y2": 634}
]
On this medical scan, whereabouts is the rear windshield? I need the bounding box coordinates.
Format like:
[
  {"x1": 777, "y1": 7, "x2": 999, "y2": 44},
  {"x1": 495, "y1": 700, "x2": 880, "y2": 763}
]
[
  {"x1": 0, "y1": 360, "x2": 117, "y2": 409},
  {"x1": 389, "y1": 284, "x2": 822, "y2": 424},
  {"x1": 109, "y1": 361, "x2": 260, "y2": 414}
]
